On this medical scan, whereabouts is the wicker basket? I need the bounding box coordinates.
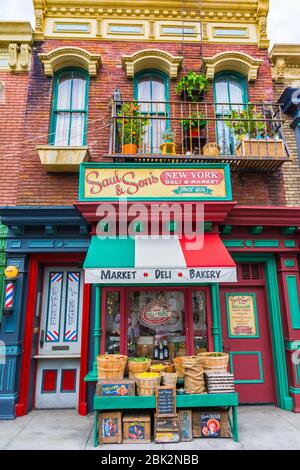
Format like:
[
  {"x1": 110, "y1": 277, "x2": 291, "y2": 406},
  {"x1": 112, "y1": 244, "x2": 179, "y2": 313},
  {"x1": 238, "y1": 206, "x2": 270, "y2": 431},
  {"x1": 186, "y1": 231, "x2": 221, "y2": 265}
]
[
  {"x1": 135, "y1": 373, "x2": 161, "y2": 396},
  {"x1": 97, "y1": 354, "x2": 128, "y2": 380},
  {"x1": 150, "y1": 364, "x2": 167, "y2": 374},
  {"x1": 198, "y1": 352, "x2": 229, "y2": 372},
  {"x1": 161, "y1": 372, "x2": 178, "y2": 387},
  {"x1": 128, "y1": 359, "x2": 151, "y2": 378},
  {"x1": 173, "y1": 357, "x2": 185, "y2": 378}
]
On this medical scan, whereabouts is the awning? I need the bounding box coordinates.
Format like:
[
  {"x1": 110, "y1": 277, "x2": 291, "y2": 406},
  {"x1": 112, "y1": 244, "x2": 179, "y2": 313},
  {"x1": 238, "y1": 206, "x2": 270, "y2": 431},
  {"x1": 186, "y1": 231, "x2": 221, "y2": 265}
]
[{"x1": 84, "y1": 234, "x2": 237, "y2": 284}]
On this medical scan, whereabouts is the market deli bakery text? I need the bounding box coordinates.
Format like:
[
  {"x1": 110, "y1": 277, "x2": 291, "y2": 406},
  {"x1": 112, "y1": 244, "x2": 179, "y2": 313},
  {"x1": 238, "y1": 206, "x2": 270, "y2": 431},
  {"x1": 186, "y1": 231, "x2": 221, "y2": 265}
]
[
  {"x1": 85, "y1": 268, "x2": 237, "y2": 284},
  {"x1": 81, "y1": 165, "x2": 232, "y2": 201}
]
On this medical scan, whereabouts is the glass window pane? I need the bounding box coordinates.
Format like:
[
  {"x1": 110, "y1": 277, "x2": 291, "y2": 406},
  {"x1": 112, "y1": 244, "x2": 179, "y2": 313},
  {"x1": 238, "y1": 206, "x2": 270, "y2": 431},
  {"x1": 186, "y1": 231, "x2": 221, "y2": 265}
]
[
  {"x1": 70, "y1": 113, "x2": 85, "y2": 145},
  {"x1": 128, "y1": 290, "x2": 186, "y2": 359},
  {"x1": 138, "y1": 77, "x2": 151, "y2": 112},
  {"x1": 54, "y1": 113, "x2": 70, "y2": 145},
  {"x1": 104, "y1": 292, "x2": 121, "y2": 354},
  {"x1": 215, "y1": 80, "x2": 229, "y2": 113},
  {"x1": 57, "y1": 75, "x2": 72, "y2": 110},
  {"x1": 192, "y1": 291, "x2": 207, "y2": 354},
  {"x1": 72, "y1": 76, "x2": 86, "y2": 110}
]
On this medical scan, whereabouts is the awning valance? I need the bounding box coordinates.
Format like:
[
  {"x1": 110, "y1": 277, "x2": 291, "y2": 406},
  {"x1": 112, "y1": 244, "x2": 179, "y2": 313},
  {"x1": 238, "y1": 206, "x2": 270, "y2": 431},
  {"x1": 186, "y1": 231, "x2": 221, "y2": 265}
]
[{"x1": 84, "y1": 234, "x2": 237, "y2": 284}]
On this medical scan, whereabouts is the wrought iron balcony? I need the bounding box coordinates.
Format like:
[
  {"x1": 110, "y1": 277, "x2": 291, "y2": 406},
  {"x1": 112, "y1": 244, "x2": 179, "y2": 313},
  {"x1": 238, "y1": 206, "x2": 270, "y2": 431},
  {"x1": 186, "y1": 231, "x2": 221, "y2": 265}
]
[{"x1": 106, "y1": 99, "x2": 289, "y2": 171}]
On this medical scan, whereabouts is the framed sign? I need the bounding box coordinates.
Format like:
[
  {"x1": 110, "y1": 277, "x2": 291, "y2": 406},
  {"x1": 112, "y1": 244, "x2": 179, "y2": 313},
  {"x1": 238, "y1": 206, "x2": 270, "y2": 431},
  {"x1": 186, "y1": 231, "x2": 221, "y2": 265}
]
[
  {"x1": 141, "y1": 299, "x2": 172, "y2": 326},
  {"x1": 156, "y1": 386, "x2": 177, "y2": 418},
  {"x1": 79, "y1": 163, "x2": 232, "y2": 202},
  {"x1": 226, "y1": 293, "x2": 259, "y2": 339}
]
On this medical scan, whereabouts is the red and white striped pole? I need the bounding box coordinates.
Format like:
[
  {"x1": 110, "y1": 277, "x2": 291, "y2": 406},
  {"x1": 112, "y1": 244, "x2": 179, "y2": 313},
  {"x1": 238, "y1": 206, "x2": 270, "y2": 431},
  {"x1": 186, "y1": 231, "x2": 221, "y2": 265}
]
[{"x1": 3, "y1": 265, "x2": 19, "y2": 315}]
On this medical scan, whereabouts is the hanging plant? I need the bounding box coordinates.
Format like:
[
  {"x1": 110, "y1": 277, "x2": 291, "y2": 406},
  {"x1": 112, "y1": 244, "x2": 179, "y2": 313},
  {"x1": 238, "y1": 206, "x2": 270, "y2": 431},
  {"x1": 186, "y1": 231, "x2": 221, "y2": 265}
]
[{"x1": 176, "y1": 71, "x2": 209, "y2": 101}]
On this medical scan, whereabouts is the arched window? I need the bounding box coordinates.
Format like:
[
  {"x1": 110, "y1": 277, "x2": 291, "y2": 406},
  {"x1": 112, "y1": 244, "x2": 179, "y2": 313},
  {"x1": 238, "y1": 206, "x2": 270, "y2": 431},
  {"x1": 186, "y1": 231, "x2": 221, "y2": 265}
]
[
  {"x1": 50, "y1": 68, "x2": 89, "y2": 146},
  {"x1": 214, "y1": 72, "x2": 248, "y2": 155},
  {"x1": 134, "y1": 70, "x2": 169, "y2": 153}
]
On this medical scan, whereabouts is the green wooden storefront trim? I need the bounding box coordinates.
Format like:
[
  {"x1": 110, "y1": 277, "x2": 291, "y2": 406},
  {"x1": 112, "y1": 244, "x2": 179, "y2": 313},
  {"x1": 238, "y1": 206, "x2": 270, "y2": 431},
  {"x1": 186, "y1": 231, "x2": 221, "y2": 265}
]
[
  {"x1": 286, "y1": 275, "x2": 300, "y2": 330},
  {"x1": 229, "y1": 351, "x2": 264, "y2": 384},
  {"x1": 285, "y1": 340, "x2": 300, "y2": 350},
  {"x1": 223, "y1": 239, "x2": 244, "y2": 248},
  {"x1": 92, "y1": 286, "x2": 101, "y2": 376},
  {"x1": 284, "y1": 240, "x2": 296, "y2": 248},
  {"x1": 225, "y1": 292, "x2": 260, "y2": 339},
  {"x1": 233, "y1": 254, "x2": 293, "y2": 411},
  {"x1": 210, "y1": 283, "x2": 223, "y2": 352},
  {"x1": 253, "y1": 240, "x2": 279, "y2": 248},
  {"x1": 284, "y1": 260, "x2": 295, "y2": 268},
  {"x1": 289, "y1": 387, "x2": 300, "y2": 395}
]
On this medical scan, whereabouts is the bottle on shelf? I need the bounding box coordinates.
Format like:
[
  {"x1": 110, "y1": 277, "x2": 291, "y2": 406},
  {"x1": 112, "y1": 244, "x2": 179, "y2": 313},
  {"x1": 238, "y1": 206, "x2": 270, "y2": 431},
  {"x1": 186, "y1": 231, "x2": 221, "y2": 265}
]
[
  {"x1": 159, "y1": 341, "x2": 164, "y2": 361},
  {"x1": 153, "y1": 340, "x2": 159, "y2": 360},
  {"x1": 163, "y1": 340, "x2": 169, "y2": 360}
]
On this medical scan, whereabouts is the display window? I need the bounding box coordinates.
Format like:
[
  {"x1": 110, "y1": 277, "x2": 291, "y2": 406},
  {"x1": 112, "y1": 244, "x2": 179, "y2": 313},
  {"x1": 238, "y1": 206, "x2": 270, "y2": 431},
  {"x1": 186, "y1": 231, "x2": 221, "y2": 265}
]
[{"x1": 101, "y1": 287, "x2": 212, "y2": 357}]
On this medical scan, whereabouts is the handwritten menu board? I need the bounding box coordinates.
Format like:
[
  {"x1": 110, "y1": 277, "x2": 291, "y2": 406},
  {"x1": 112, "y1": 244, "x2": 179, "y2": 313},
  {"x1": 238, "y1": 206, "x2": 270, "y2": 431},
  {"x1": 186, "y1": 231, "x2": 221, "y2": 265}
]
[{"x1": 156, "y1": 386, "x2": 176, "y2": 417}]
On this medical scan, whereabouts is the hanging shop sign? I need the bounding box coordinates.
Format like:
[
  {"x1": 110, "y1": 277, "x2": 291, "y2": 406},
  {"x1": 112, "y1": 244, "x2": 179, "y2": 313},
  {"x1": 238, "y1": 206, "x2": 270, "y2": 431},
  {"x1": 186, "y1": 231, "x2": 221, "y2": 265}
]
[
  {"x1": 141, "y1": 300, "x2": 172, "y2": 326},
  {"x1": 79, "y1": 163, "x2": 232, "y2": 202},
  {"x1": 226, "y1": 293, "x2": 259, "y2": 338}
]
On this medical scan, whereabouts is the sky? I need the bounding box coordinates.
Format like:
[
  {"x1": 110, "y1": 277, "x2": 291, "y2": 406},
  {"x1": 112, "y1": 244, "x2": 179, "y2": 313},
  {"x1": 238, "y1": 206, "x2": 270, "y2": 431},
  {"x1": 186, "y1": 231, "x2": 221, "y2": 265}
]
[{"x1": 0, "y1": 0, "x2": 299, "y2": 47}]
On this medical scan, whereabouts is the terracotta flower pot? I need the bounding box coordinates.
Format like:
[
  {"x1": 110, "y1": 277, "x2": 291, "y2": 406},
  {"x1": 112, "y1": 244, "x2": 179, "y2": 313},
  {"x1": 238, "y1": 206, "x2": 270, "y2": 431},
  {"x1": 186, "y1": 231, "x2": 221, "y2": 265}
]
[{"x1": 122, "y1": 143, "x2": 137, "y2": 154}]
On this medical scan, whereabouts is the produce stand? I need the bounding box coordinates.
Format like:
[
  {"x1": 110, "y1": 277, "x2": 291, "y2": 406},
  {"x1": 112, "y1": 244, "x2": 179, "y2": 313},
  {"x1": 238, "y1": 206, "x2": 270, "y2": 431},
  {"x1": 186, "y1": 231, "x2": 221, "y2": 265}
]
[{"x1": 93, "y1": 392, "x2": 239, "y2": 446}]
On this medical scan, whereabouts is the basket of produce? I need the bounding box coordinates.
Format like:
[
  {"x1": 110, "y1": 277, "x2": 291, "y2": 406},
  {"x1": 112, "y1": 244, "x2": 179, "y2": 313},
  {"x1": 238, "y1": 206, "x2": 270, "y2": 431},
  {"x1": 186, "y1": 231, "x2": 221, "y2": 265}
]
[
  {"x1": 172, "y1": 357, "x2": 185, "y2": 378},
  {"x1": 97, "y1": 354, "x2": 128, "y2": 380},
  {"x1": 161, "y1": 372, "x2": 178, "y2": 387},
  {"x1": 135, "y1": 372, "x2": 161, "y2": 396},
  {"x1": 198, "y1": 352, "x2": 229, "y2": 372},
  {"x1": 128, "y1": 357, "x2": 151, "y2": 378},
  {"x1": 150, "y1": 363, "x2": 167, "y2": 374}
]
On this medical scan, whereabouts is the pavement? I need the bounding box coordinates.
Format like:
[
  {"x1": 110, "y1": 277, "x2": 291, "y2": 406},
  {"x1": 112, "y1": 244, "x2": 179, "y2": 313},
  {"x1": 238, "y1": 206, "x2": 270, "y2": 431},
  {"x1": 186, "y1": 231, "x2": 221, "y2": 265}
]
[{"x1": 0, "y1": 405, "x2": 300, "y2": 450}]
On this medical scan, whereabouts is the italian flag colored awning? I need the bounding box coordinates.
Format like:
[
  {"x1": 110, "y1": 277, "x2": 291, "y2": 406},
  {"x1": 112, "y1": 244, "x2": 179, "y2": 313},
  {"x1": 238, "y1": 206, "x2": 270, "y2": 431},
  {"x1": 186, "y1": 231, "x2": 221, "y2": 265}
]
[{"x1": 84, "y1": 234, "x2": 237, "y2": 284}]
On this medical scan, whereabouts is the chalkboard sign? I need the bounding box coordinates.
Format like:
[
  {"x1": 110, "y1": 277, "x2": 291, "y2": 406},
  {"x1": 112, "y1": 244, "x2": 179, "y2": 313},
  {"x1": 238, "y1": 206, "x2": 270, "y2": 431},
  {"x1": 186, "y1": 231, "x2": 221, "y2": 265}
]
[{"x1": 156, "y1": 386, "x2": 176, "y2": 417}]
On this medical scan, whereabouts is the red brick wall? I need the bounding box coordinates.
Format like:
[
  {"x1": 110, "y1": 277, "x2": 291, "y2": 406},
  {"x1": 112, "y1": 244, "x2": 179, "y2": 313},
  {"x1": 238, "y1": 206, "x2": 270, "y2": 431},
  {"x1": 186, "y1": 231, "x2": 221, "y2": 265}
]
[
  {"x1": 0, "y1": 71, "x2": 30, "y2": 205},
  {"x1": 8, "y1": 39, "x2": 285, "y2": 206}
]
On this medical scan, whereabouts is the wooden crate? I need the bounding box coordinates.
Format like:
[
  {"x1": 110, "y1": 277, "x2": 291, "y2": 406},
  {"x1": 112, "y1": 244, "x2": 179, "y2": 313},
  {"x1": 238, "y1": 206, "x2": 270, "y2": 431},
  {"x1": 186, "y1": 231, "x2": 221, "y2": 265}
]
[
  {"x1": 96, "y1": 379, "x2": 135, "y2": 397},
  {"x1": 236, "y1": 138, "x2": 285, "y2": 158},
  {"x1": 179, "y1": 410, "x2": 193, "y2": 442},
  {"x1": 192, "y1": 409, "x2": 230, "y2": 438},
  {"x1": 155, "y1": 414, "x2": 179, "y2": 432},
  {"x1": 99, "y1": 412, "x2": 122, "y2": 444},
  {"x1": 123, "y1": 413, "x2": 151, "y2": 444}
]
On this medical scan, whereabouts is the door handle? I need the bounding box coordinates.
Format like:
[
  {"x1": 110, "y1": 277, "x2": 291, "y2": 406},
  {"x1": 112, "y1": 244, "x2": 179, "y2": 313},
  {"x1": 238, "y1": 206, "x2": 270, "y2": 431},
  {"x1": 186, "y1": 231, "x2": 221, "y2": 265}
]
[{"x1": 40, "y1": 329, "x2": 45, "y2": 349}]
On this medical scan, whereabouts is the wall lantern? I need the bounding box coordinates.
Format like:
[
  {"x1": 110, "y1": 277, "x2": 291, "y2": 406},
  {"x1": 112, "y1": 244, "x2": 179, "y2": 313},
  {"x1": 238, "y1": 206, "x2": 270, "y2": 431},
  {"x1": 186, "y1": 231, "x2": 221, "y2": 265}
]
[{"x1": 2, "y1": 266, "x2": 19, "y2": 316}]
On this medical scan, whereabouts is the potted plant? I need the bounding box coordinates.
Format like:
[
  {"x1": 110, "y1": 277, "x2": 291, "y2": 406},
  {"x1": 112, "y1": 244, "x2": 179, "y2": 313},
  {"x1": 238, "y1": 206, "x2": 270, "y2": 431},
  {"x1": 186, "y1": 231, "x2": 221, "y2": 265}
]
[
  {"x1": 224, "y1": 105, "x2": 284, "y2": 158},
  {"x1": 180, "y1": 112, "x2": 207, "y2": 138},
  {"x1": 117, "y1": 101, "x2": 148, "y2": 154},
  {"x1": 162, "y1": 128, "x2": 176, "y2": 143},
  {"x1": 176, "y1": 71, "x2": 209, "y2": 102}
]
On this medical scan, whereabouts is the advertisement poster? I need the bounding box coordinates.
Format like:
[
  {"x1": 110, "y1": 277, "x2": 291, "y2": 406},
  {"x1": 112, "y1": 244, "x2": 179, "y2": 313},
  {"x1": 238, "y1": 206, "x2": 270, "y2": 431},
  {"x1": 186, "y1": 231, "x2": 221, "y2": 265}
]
[{"x1": 227, "y1": 293, "x2": 258, "y2": 338}]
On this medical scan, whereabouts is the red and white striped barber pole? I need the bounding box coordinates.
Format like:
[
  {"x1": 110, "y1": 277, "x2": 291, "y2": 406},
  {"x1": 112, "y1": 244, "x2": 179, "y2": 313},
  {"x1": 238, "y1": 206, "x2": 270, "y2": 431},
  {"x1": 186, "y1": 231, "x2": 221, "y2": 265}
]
[{"x1": 3, "y1": 280, "x2": 15, "y2": 314}]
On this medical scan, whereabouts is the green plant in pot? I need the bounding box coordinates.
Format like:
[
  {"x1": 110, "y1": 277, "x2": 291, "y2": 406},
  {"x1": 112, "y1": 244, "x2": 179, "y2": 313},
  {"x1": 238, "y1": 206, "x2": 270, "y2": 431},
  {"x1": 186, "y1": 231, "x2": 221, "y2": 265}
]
[
  {"x1": 117, "y1": 101, "x2": 148, "y2": 154},
  {"x1": 176, "y1": 71, "x2": 209, "y2": 101},
  {"x1": 162, "y1": 128, "x2": 176, "y2": 143},
  {"x1": 180, "y1": 112, "x2": 207, "y2": 137},
  {"x1": 224, "y1": 105, "x2": 266, "y2": 141}
]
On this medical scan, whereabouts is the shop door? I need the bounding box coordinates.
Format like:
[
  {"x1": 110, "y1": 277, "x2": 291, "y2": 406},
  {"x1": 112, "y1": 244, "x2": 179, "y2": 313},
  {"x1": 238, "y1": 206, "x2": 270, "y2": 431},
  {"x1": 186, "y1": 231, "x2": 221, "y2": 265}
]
[
  {"x1": 35, "y1": 268, "x2": 83, "y2": 409},
  {"x1": 220, "y1": 284, "x2": 275, "y2": 404}
]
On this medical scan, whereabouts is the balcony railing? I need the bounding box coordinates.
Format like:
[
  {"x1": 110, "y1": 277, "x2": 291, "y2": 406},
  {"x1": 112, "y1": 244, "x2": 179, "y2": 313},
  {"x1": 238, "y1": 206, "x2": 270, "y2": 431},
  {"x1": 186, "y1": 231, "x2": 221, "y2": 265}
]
[{"x1": 107, "y1": 100, "x2": 289, "y2": 171}]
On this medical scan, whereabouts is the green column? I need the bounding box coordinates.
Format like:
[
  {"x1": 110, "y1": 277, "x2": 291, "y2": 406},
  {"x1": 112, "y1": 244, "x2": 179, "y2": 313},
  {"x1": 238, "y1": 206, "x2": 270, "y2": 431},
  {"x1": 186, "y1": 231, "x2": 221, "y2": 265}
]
[
  {"x1": 210, "y1": 283, "x2": 223, "y2": 352},
  {"x1": 92, "y1": 285, "x2": 102, "y2": 376}
]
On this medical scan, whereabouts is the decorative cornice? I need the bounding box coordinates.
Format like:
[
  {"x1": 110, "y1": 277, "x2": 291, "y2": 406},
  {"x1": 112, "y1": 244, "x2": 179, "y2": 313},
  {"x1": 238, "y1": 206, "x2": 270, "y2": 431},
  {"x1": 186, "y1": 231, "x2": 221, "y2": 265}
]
[
  {"x1": 0, "y1": 206, "x2": 87, "y2": 227},
  {"x1": 224, "y1": 206, "x2": 300, "y2": 228},
  {"x1": 204, "y1": 51, "x2": 263, "y2": 82},
  {"x1": 270, "y1": 44, "x2": 300, "y2": 83},
  {"x1": 39, "y1": 46, "x2": 102, "y2": 76},
  {"x1": 122, "y1": 49, "x2": 182, "y2": 78},
  {"x1": 0, "y1": 22, "x2": 32, "y2": 72}
]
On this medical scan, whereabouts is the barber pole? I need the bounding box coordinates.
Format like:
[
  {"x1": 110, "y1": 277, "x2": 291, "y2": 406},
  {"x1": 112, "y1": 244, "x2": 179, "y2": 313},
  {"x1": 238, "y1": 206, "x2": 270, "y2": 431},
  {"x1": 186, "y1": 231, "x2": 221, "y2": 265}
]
[{"x1": 3, "y1": 280, "x2": 15, "y2": 314}]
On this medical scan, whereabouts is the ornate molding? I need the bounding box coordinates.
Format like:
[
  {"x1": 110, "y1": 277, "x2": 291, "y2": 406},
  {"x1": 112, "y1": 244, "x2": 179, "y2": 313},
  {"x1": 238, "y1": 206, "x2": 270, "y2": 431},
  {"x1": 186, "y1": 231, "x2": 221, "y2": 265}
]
[
  {"x1": 39, "y1": 47, "x2": 102, "y2": 76},
  {"x1": 122, "y1": 49, "x2": 182, "y2": 78},
  {"x1": 204, "y1": 51, "x2": 263, "y2": 82},
  {"x1": 270, "y1": 44, "x2": 300, "y2": 83}
]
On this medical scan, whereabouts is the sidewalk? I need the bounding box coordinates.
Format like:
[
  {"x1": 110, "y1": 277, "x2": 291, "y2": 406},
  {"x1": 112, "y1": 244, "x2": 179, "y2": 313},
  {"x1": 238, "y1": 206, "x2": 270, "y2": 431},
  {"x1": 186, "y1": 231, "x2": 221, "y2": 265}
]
[{"x1": 0, "y1": 406, "x2": 300, "y2": 450}]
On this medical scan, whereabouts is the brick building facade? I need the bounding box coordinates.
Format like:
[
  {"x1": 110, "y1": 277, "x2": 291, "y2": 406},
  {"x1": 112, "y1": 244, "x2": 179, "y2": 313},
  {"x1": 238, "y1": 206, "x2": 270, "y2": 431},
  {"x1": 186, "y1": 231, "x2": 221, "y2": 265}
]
[{"x1": 0, "y1": 0, "x2": 299, "y2": 423}]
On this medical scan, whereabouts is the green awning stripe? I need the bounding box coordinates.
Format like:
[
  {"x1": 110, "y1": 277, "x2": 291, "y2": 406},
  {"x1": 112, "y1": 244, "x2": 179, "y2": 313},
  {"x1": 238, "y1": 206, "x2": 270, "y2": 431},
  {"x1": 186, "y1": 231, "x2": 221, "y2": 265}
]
[{"x1": 83, "y1": 236, "x2": 135, "y2": 269}]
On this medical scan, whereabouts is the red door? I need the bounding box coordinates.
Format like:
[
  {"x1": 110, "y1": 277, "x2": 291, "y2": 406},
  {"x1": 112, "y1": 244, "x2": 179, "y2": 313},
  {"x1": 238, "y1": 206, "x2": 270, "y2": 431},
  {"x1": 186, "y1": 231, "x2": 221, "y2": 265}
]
[{"x1": 220, "y1": 285, "x2": 275, "y2": 404}]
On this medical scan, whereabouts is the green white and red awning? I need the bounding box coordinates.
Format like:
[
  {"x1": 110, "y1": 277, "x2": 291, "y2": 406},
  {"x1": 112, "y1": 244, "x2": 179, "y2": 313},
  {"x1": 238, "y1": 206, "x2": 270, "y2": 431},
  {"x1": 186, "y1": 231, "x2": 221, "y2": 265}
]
[{"x1": 84, "y1": 234, "x2": 237, "y2": 284}]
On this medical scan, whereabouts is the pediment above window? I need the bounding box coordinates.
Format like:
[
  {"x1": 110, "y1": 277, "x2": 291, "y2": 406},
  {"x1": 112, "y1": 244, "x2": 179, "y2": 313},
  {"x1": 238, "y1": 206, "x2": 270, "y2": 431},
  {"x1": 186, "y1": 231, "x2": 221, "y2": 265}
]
[
  {"x1": 204, "y1": 51, "x2": 263, "y2": 82},
  {"x1": 122, "y1": 49, "x2": 182, "y2": 79},
  {"x1": 39, "y1": 47, "x2": 102, "y2": 77}
]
